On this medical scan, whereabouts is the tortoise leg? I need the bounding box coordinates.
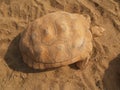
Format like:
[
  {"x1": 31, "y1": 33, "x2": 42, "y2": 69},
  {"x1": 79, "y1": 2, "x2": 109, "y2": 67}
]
[{"x1": 76, "y1": 57, "x2": 89, "y2": 70}]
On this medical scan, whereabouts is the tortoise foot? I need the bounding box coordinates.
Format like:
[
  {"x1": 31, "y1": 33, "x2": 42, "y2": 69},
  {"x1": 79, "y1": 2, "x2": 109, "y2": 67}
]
[{"x1": 76, "y1": 59, "x2": 89, "y2": 70}]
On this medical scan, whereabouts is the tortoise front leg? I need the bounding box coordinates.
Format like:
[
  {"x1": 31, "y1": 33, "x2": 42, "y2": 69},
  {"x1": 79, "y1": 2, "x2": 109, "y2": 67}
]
[{"x1": 76, "y1": 56, "x2": 90, "y2": 70}]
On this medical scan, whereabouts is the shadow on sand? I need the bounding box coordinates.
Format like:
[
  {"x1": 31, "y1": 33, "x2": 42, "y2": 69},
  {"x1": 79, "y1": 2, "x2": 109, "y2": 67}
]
[
  {"x1": 4, "y1": 34, "x2": 56, "y2": 73},
  {"x1": 103, "y1": 54, "x2": 120, "y2": 90}
]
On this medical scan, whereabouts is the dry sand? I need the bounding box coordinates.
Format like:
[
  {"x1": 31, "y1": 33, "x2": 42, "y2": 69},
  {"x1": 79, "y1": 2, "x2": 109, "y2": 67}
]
[{"x1": 0, "y1": 0, "x2": 120, "y2": 90}]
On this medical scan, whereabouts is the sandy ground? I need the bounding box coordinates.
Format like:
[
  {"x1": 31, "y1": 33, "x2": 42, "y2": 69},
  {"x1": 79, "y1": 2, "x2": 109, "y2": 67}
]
[{"x1": 0, "y1": 0, "x2": 120, "y2": 90}]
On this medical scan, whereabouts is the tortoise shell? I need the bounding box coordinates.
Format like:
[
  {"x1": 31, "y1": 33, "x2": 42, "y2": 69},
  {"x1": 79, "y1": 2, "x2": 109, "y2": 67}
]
[{"x1": 19, "y1": 11, "x2": 93, "y2": 69}]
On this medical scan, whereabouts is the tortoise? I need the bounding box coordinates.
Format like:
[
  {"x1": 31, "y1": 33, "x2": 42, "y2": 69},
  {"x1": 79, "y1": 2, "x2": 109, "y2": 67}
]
[{"x1": 19, "y1": 11, "x2": 104, "y2": 70}]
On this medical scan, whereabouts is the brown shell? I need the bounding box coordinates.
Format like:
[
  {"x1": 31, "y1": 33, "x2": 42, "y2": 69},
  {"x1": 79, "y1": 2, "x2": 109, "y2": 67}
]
[{"x1": 19, "y1": 11, "x2": 93, "y2": 69}]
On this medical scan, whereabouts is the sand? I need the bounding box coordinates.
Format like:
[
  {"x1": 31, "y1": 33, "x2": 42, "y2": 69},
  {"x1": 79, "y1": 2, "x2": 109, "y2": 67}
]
[{"x1": 0, "y1": 0, "x2": 120, "y2": 90}]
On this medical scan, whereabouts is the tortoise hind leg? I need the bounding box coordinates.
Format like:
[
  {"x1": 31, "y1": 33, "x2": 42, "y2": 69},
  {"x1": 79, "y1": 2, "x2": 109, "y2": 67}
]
[{"x1": 76, "y1": 57, "x2": 90, "y2": 70}]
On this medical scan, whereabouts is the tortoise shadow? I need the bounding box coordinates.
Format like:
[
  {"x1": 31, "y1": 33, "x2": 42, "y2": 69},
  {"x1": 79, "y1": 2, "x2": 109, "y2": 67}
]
[
  {"x1": 103, "y1": 54, "x2": 120, "y2": 90},
  {"x1": 4, "y1": 34, "x2": 56, "y2": 73}
]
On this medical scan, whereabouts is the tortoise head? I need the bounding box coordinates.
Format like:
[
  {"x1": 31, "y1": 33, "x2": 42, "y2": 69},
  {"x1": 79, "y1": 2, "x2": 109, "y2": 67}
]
[
  {"x1": 90, "y1": 25, "x2": 105, "y2": 38},
  {"x1": 82, "y1": 15, "x2": 105, "y2": 38}
]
